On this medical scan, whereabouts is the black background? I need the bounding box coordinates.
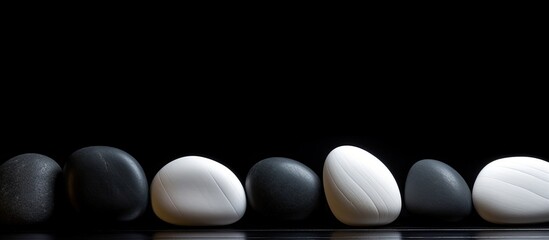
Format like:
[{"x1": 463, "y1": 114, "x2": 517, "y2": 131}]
[
  {"x1": 1, "y1": 7, "x2": 548, "y2": 232},
  {"x1": 2, "y1": 49, "x2": 548, "y2": 231}
]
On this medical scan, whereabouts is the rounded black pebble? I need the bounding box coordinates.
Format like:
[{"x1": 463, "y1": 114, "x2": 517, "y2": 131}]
[
  {"x1": 405, "y1": 159, "x2": 472, "y2": 221},
  {"x1": 64, "y1": 146, "x2": 148, "y2": 221},
  {"x1": 245, "y1": 157, "x2": 321, "y2": 220},
  {"x1": 0, "y1": 153, "x2": 62, "y2": 225}
]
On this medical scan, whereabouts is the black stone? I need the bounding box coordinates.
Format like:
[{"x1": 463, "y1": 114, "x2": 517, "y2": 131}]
[
  {"x1": 64, "y1": 146, "x2": 148, "y2": 221},
  {"x1": 0, "y1": 153, "x2": 62, "y2": 224},
  {"x1": 245, "y1": 157, "x2": 321, "y2": 220},
  {"x1": 405, "y1": 159, "x2": 472, "y2": 221}
]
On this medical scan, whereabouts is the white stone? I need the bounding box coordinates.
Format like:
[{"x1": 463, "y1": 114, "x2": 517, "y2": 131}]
[
  {"x1": 151, "y1": 156, "x2": 246, "y2": 226},
  {"x1": 472, "y1": 156, "x2": 549, "y2": 224},
  {"x1": 323, "y1": 145, "x2": 402, "y2": 226}
]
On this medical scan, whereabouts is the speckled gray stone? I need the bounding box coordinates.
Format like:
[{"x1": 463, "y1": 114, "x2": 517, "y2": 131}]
[
  {"x1": 405, "y1": 159, "x2": 472, "y2": 221},
  {"x1": 0, "y1": 153, "x2": 62, "y2": 224},
  {"x1": 64, "y1": 146, "x2": 148, "y2": 221},
  {"x1": 245, "y1": 157, "x2": 321, "y2": 220}
]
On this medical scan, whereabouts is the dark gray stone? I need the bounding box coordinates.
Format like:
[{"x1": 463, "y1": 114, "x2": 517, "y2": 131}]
[
  {"x1": 0, "y1": 153, "x2": 62, "y2": 224},
  {"x1": 245, "y1": 157, "x2": 321, "y2": 220},
  {"x1": 64, "y1": 146, "x2": 148, "y2": 221},
  {"x1": 405, "y1": 159, "x2": 472, "y2": 221}
]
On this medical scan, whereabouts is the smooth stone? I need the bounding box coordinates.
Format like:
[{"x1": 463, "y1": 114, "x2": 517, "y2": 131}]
[
  {"x1": 0, "y1": 153, "x2": 61, "y2": 224},
  {"x1": 405, "y1": 159, "x2": 472, "y2": 221},
  {"x1": 151, "y1": 156, "x2": 246, "y2": 226},
  {"x1": 323, "y1": 145, "x2": 401, "y2": 226},
  {"x1": 245, "y1": 157, "x2": 321, "y2": 220},
  {"x1": 472, "y1": 156, "x2": 549, "y2": 224},
  {"x1": 64, "y1": 146, "x2": 148, "y2": 221}
]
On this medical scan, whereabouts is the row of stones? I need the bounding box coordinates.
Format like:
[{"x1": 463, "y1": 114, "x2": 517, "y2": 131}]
[{"x1": 0, "y1": 145, "x2": 548, "y2": 226}]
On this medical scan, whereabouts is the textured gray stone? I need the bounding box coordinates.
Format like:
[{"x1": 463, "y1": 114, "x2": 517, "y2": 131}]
[
  {"x1": 0, "y1": 153, "x2": 62, "y2": 224},
  {"x1": 245, "y1": 157, "x2": 321, "y2": 220},
  {"x1": 64, "y1": 146, "x2": 148, "y2": 221},
  {"x1": 405, "y1": 159, "x2": 472, "y2": 221}
]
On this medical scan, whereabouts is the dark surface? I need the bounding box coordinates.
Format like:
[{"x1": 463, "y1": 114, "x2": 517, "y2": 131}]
[
  {"x1": 245, "y1": 157, "x2": 321, "y2": 220},
  {"x1": 2, "y1": 228, "x2": 549, "y2": 239},
  {"x1": 405, "y1": 159, "x2": 472, "y2": 221},
  {"x1": 0, "y1": 154, "x2": 62, "y2": 224},
  {"x1": 64, "y1": 146, "x2": 149, "y2": 222}
]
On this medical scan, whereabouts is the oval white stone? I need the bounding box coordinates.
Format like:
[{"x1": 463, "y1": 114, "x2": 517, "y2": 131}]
[
  {"x1": 472, "y1": 156, "x2": 549, "y2": 224},
  {"x1": 323, "y1": 145, "x2": 402, "y2": 226},
  {"x1": 151, "y1": 156, "x2": 246, "y2": 226}
]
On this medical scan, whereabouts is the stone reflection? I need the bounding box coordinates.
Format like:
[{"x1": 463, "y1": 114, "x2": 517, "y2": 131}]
[
  {"x1": 153, "y1": 231, "x2": 246, "y2": 240},
  {"x1": 331, "y1": 230, "x2": 402, "y2": 239},
  {"x1": 0, "y1": 232, "x2": 150, "y2": 240},
  {"x1": 475, "y1": 230, "x2": 549, "y2": 240},
  {"x1": 74, "y1": 233, "x2": 149, "y2": 240},
  {"x1": 0, "y1": 234, "x2": 54, "y2": 240}
]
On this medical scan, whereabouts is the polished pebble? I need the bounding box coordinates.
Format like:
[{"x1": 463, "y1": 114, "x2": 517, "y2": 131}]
[
  {"x1": 64, "y1": 146, "x2": 149, "y2": 221},
  {"x1": 151, "y1": 156, "x2": 246, "y2": 226},
  {"x1": 245, "y1": 157, "x2": 321, "y2": 220},
  {"x1": 473, "y1": 156, "x2": 549, "y2": 224},
  {"x1": 405, "y1": 159, "x2": 472, "y2": 221},
  {"x1": 323, "y1": 145, "x2": 401, "y2": 226}
]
